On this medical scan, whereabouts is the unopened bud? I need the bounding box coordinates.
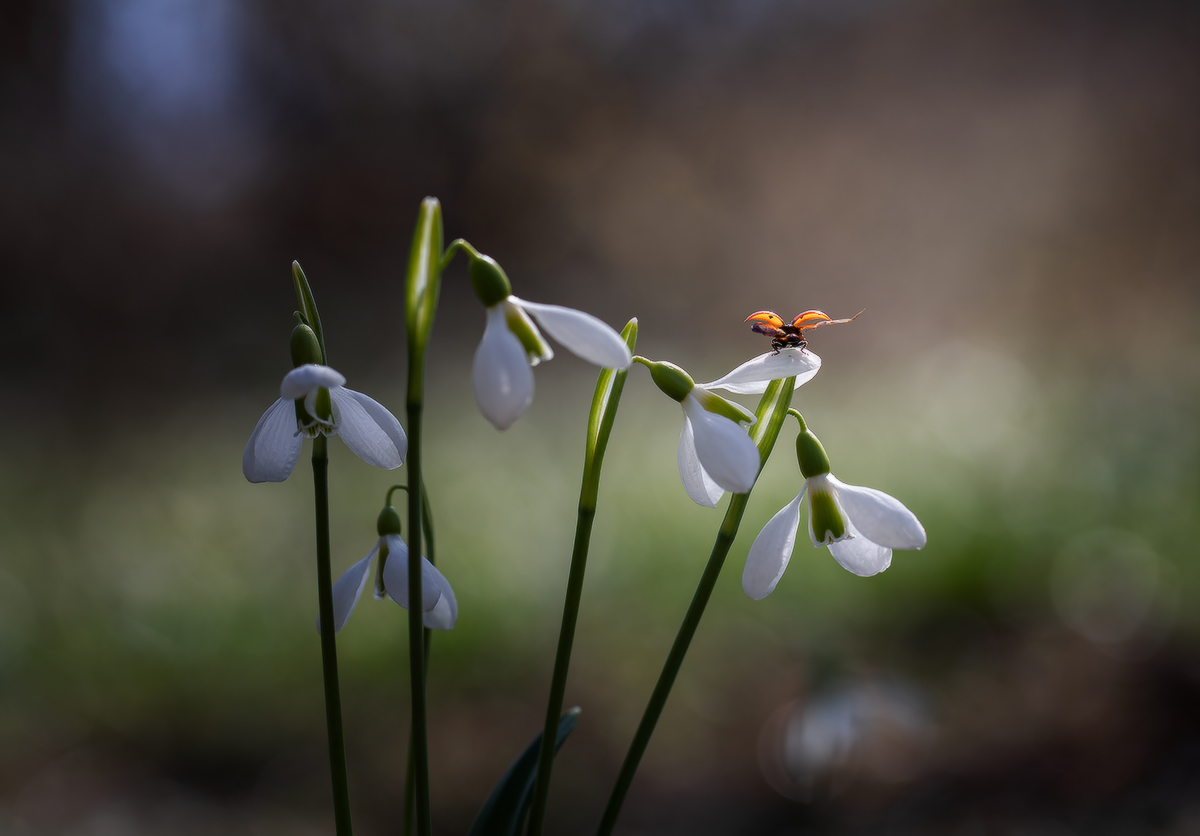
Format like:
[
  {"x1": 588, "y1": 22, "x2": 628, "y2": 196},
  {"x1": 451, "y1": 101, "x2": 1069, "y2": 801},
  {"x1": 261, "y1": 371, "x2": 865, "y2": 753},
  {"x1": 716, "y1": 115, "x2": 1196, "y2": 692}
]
[
  {"x1": 290, "y1": 324, "x2": 322, "y2": 368},
  {"x1": 647, "y1": 361, "x2": 695, "y2": 403},
  {"x1": 377, "y1": 504, "x2": 402, "y2": 537},
  {"x1": 469, "y1": 254, "x2": 513, "y2": 308}
]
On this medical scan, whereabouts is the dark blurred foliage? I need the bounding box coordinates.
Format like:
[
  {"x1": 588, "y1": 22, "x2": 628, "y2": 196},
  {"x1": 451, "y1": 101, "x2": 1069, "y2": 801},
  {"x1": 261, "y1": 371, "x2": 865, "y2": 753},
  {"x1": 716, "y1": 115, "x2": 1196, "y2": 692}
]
[{"x1": 2, "y1": 0, "x2": 1200, "y2": 834}]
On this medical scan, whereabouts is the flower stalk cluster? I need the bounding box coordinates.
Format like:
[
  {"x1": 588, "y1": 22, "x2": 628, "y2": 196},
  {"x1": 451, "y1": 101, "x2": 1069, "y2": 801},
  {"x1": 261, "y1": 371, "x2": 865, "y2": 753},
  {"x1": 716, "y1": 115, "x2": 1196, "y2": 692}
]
[{"x1": 241, "y1": 197, "x2": 926, "y2": 836}]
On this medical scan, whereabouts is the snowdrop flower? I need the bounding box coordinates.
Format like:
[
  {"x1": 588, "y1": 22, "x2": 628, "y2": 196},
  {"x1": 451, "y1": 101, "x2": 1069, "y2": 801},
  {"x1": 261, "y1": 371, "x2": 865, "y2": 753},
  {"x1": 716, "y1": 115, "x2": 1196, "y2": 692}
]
[
  {"x1": 634, "y1": 358, "x2": 761, "y2": 506},
  {"x1": 243, "y1": 326, "x2": 407, "y2": 482},
  {"x1": 325, "y1": 502, "x2": 457, "y2": 632},
  {"x1": 642, "y1": 347, "x2": 822, "y2": 507},
  {"x1": 743, "y1": 416, "x2": 926, "y2": 598},
  {"x1": 468, "y1": 254, "x2": 632, "y2": 430}
]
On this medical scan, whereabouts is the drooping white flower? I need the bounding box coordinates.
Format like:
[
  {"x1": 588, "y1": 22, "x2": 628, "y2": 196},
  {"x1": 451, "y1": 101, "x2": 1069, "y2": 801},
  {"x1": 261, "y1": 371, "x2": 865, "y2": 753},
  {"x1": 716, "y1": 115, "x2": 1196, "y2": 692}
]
[
  {"x1": 243, "y1": 364, "x2": 407, "y2": 483},
  {"x1": 676, "y1": 386, "x2": 762, "y2": 506},
  {"x1": 325, "y1": 532, "x2": 458, "y2": 632},
  {"x1": 742, "y1": 423, "x2": 926, "y2": 598},
  {"x1": 671, "y1": 347, "x2": 823, "y2": 507},
  {"x1": 473, "y1": 296, "x2": 632, "y2": 430}
]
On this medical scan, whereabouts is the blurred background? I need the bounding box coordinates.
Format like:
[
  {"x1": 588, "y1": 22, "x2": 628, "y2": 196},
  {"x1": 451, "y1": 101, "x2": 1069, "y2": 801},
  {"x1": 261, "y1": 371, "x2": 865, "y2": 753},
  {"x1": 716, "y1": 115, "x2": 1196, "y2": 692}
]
[{"x1": 2, "y1": 0, "x2": 1199, "y2": 833}]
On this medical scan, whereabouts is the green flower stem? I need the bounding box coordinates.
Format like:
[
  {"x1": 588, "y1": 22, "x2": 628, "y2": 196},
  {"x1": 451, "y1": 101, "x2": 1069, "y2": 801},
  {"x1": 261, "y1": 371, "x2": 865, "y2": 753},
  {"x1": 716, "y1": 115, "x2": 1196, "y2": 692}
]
[
  {"x1": 403, "y1": 198, "x2": 443, "y2": 836},
  {"x1": 526, "y1": 320, "x2": 638, "y2": 836},
  {"x1": 403, "y1": 483, "x2": 437, "y2": 836},
  {"x1": 312, "y1": 435, "x2": 354, "y2": 836},
  {"x1": 595, "y1": 376, "x2": 796, "y2": 836}
]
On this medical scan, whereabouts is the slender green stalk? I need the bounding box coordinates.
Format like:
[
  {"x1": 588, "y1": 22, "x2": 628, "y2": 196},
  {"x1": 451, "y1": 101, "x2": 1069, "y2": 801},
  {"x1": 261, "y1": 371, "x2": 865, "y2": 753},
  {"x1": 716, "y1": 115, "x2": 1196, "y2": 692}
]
[
  {"x1": 403, "y1": 483, "x2": 437, "y2": 836},
  {"x1": 526, "y1": 320, "x2": 638, "y2": 836},
  {"x1": 312, "y1": 435, "x2": 354, "y2": 836},
  {"x1": 403, "y1": 198, "x2": 443, "y2": 836},
  {"x1": 595, "y1": 376, "x2": 796, "y2": 836}
]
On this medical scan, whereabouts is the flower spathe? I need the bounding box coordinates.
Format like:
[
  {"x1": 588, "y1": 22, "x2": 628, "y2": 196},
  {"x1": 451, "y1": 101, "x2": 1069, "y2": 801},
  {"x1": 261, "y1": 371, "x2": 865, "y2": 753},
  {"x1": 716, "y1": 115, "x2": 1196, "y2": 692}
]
[
  {"x1": 326, "y1": 533, "x2": 458, "y2": 632},
  {"x1": 473, "y1": 296, "x2": 633, "y2": 431},
  {"x1": 743, "y1": 473, "x2": 926, "y2": 599},
  {"x1": 243, "y1": 364, "x2": 408, "y2": 483}
]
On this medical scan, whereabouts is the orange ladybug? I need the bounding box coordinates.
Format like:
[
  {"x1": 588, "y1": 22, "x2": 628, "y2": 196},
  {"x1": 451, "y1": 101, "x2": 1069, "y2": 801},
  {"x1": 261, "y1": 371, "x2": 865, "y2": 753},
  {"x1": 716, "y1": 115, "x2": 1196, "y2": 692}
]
[{"x1": 745, "y1": 309, "x2": 862, "y2": 354}]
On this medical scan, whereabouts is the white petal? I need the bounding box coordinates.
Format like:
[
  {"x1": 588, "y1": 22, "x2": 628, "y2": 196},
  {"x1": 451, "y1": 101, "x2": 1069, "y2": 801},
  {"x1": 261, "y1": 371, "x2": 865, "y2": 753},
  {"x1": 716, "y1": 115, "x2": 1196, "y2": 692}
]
[
  {"x1": 827, "y1": 519, "x2": 893, "y2": 576},
  {"x1": 677, "y1": 413, "x2": 725, "y2": 507},
  {"x1": 683, "y1": 396, "x2": 761, "y2": 494},
  {"x1": 321, "y1": 541, "x2": 379, "y2": 633},
  {"x1": 242, "y1": 398, "x2": 304, "y2": 482},
  {"x1": 328, "y1": 388, "x2": 406, "y2": 469},
  {"x1": 699, "y1": 348, "x2": 821, "y2": 395},
  {"x1": 743, "y1": 490, "x2": 806, "y2": 600},
  {"x1": 281, "y1": 364, "x2": 346, "y2": 400},
  {"x1": 473, "y1": 305, "x2": 536, "y2": 430},
  {"x1": 515, "y1": 298, "x2": 633, "y2": 369},
  {"x1": 422, "y1": 569, "x2": 458, "y2": 631},
  {"x1": 381, "y1": 534, "x2": 443, "y2": 613},
  {"x1": 827, "y1": 476, "x2": 926, "y2": 549}
]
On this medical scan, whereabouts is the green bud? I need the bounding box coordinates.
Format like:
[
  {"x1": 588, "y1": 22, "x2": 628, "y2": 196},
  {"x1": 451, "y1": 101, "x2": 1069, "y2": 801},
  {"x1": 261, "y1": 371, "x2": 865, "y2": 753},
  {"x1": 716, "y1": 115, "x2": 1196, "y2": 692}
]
[
  {"x1": 808, "y1": 487, "x2": 846, "y2": 544},
  {"x1": 469, "y1": 254, "x2": 513, "y2": 308},
  {"x1": 795, "y1": 429, "x2": 831, "y2": 478},
  {"x1": 290, "y1": 324, "x2": 323, "y2": 368},
  {"x1": 647, "y1": 361, "x2": 695, "y2": 403},
  {"x1": 377, "y1": 504, "x2": 402, "y2": 537}
]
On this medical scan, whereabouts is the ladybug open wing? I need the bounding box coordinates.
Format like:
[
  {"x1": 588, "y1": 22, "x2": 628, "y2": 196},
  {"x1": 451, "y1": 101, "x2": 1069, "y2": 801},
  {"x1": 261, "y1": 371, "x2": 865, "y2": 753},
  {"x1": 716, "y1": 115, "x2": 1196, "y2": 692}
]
[
  {"x1": 745, "y1": 310, "x2": 787, "y2": 337},
  {"x1": 792, "y1": 309, "x2": 864, "y2": 333}
]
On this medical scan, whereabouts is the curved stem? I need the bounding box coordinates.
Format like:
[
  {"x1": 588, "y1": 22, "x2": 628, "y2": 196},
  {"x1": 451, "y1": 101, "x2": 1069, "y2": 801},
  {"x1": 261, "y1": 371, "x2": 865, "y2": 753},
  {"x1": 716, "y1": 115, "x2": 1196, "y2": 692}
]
[
  {"x1": 312, "y1": 435, "x2": 354, "y2": 836},
  {"x1": 595, "y1": 376, "x2": 795, "y2": 836},
  {"x1": 595, "y1": 494, "x2": 746, "y2": 836}
]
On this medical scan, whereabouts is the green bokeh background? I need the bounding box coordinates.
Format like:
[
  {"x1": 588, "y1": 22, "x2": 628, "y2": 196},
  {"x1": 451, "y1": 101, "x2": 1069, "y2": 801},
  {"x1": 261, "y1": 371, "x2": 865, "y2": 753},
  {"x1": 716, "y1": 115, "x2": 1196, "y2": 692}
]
[{"x1": 2, "y1": 0, "x2": 1199, "y2": 833}]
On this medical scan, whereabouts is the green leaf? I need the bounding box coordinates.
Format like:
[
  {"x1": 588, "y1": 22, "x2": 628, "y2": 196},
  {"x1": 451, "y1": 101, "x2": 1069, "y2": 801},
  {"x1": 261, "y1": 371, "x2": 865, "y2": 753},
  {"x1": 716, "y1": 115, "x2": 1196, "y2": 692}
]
[{"x1": 468, "y1": 708, "x2": 582, "y2": 836}]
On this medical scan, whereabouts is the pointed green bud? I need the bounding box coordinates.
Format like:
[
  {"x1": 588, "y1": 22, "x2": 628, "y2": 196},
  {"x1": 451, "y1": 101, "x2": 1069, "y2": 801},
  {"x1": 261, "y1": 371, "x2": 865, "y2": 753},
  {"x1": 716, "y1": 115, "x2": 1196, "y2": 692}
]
[
  {"x1": 377, "y1": 504, "x2": 402, "y2": 537},
  {"x1": 469, "y1": 254, "x2": 513, "y2": 308},
  {"x1": 647, "y1": 360, "x2": 695, "y2": 403},
  {"x1": 290, "y1": 324, "x2": 323, "y2": 368},
  {"x1": 796, "y1": 428, "x2": 831, "y2": 478}
]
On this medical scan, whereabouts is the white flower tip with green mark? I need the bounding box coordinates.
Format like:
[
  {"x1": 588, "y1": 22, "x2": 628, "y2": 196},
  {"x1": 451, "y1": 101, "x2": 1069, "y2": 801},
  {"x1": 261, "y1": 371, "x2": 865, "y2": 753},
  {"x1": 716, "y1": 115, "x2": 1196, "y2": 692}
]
[{"x1": 700, "y1": 348, "x2": 821, "y2": 395}]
